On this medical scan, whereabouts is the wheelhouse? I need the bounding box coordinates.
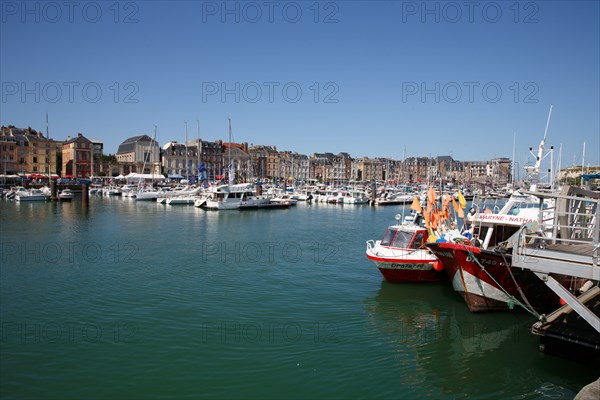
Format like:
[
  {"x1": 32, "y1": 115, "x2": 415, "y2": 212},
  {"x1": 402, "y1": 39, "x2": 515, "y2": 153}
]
[{"x1": 379, "y1": 227, "x2": 428, "y2": 250}]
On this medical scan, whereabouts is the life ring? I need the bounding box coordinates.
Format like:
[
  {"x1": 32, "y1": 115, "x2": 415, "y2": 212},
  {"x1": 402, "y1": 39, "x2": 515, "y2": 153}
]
[{"x1": 433, "y1": 260, "x2": 444, "y2": 271}]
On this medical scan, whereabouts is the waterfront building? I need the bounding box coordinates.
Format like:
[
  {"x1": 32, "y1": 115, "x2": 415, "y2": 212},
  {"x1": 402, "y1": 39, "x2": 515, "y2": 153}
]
[
  {"x1": 162, "y1": 141, "x2": 199, "y2": 179},
  {"x1": 248, "y1": 145, "x2": 268, "y2": 181},
  {"x1": 355, "y1": 157, "x2": 374, "y2": 182},
  {"x1": 116, "y1": 135, "x2": 161, "y2": 175},
  {"x1": 0, "y1": 126, "x2": 63, "y2": 176},
  {"x1": 404, "y1": 157, "x2": 433, "y2": 182},
  {"x1": 376, "y1": 157, "x2": 399, "y2": 182},
  {"x1": 89, "y1": 138, "x2": 104, "y2": 177},
  {"x1": 223, "y1": 142, "x2": 250, "y2": 182},
  {"x1": 490, "y1": 157, "x2": 512, "y2": 185},
  {"x1": 249, "y1": 145, "x2": 281, "y2": 181},
  {"x1": 332, "y1": 152, "x2": 353, "y2": 183},
  {"x1": 463, "y1": 160, "x2": 490, "y2": 184},
  {"x1": 293, "y1": 153, "x2": 310, "y2": 183},
  {"x1": 198, "y1": 139, "x2": 223, "y2": 182},
  {"x1": 62, "y1": 133, "x2": 93, "y2": 178},
  {"x1": 310, "y1": 153, "x2": 335, "y2": 183}
]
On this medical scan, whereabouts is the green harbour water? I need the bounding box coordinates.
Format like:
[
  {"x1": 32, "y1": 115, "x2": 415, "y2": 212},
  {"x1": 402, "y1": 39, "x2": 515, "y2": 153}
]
[{"x1": 0, "y1": 197, "x2": 597, "y2": 399}]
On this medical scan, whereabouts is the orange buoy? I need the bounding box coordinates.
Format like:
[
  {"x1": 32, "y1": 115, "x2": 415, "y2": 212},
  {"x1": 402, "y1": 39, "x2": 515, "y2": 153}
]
[{"x1": 433, "y1": 260, "x2": 444, "y2": 271}]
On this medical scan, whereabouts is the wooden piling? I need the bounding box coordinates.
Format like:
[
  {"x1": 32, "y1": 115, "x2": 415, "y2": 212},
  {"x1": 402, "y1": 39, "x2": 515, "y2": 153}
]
[{"x1": 81, "y1": 183, "x2": 89, "y2": 206}]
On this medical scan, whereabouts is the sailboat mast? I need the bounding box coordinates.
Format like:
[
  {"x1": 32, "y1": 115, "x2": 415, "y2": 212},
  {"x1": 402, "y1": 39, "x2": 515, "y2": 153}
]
[
  {"x1": 152, "y1": 125, "x2": 157, "y2": 185},
  {"x1": 46, "y1": 112, "x2": 50, "y2": 179},
  {"x1": 185, "y1": 121, "x2": 188, "y2": 181},
  {"x1": 556, "y1": 143, "x2": 562, "y2": 186},
  {"x1": 228, "y1": 118, "x2": 232, "y2": 160},
  {"x1": 581, "y1": 142, "x2": 586, "y2": 175},
  {"x1": 227, "y1": 118, "x2": 232, "y2": 183},
  {"x1": 511, "y1": 132, "x2": 516, "y2": 189},
  {"x1": 196, "y1": 119, "x2": 200, "y2": 180}
]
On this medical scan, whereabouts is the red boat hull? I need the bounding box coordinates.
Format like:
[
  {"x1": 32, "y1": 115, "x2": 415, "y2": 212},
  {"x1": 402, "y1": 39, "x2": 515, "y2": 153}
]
[
  {"x1": 377, "y1": 266, "x2": 442, "y2": 283},
  {"x1": 427, "y1": 242, "x2": 562, "y2": 313},
  {"x1": 367, "y1": 255, "x2": 443, "y2": 283}
]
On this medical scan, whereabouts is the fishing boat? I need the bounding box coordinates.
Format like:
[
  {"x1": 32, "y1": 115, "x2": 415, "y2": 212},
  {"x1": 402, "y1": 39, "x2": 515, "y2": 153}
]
[
  {"x1": 426, "y1": 238, "x2": 563, "y2": 313},
  {"x1": 426, "y1": 109, "x2": 573, "y2": 312},
  {"x1": 366, "y1": 213, "x2": 443, "y2": 282}
]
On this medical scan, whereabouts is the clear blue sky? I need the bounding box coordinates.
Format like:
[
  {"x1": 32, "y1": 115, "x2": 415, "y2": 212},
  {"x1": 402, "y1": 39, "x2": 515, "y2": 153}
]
[{"x1": 1, "y1": 1, "x2": 599, "y2": 170}]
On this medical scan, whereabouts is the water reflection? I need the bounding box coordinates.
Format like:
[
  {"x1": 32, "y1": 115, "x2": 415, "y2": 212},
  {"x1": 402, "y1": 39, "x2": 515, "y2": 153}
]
[{"x1": 363, "y1": 281, "x2": 588, "y2": 398}]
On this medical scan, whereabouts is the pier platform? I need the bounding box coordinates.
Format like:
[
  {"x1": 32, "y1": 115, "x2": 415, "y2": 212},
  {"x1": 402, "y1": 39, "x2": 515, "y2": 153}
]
[{"x1": 509, "y1": 186, "x2": 599, "y2": 360}]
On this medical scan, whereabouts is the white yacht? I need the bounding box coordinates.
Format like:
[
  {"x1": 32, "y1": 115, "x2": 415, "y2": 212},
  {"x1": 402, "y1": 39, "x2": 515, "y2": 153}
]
[
  {"x1": 14, "y1": 187, "x2": 50, "y2": 202},
  {"x1": 135, "y1": 188, "x2": 159, "y2": 201},
  {"x1": 201, "y1": 183, "x2": 271, "y2": 210},
  {"x1": 343, "y1": 190, "x2": 369, "y2": 204}
]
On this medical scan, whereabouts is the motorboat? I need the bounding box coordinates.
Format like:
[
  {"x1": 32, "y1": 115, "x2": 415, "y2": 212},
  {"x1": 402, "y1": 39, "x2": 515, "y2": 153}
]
[
  {"x1": 366, "y1": 213, "x2": 443, "y2": 282},
  {"x1": 58, "y1": 189, "x2": 74, "y2": 201},
  {"x1": 14, "y1": 187, "x2": 50, "y2": 202},
  {"x1": 201, "y1": 183, "x2": 271, "y2": 210}
]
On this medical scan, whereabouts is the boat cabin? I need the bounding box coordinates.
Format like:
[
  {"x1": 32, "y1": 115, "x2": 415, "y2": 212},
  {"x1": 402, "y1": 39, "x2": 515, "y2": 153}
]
[
  {"x1": 472, "y1": 199, "x2": 552, "y2": 248},
  {"x1": 379, "y1": 226, "x2": 428, "y2": 250}
]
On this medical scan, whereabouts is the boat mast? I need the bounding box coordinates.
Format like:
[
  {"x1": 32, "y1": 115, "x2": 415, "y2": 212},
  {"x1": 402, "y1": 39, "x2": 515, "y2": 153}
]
[
  {"x1": 228, "y1": 118, "x2": 232, "y2": 184},
  {"x1": 152, "y1": 125, "x2": 157, "y2": 186},
  {"x1": 556, "y1": 143, "x2": 562, "y2": 187},
  {"x1": 46, "y1": 112, "x2": 51, "y2": 179},
  {"x1": 196, "y1": 119, "x2": 200, "y2": 181},
  {"x1": 581, "y1": 142, "x2": 586, "y2": 175},
  {"x1": 511, "y1": 132, "x2": 516, "y2": 190},
  {"x1": 185, "y1": 121, "x2": 188, "y2": 182},
  {"x1": 530, "y1": 105, "x2": 552, "y2": 190}
]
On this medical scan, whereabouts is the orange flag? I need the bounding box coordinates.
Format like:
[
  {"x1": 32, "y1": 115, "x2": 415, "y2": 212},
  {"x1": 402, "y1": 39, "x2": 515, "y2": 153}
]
[
  {"x1": 452, "y1": 197, "x2": 459, "y2": 212},
  {"x1": 458, "y1": 207, "x2": 465, "y2": 218},
  {"x1": 431, "y1": 211, "x2": 439, "y2": 229},
  {"x1": 428, "y1": 186, "x2": 436, "y2": 205},
  {"x1": 410, "y1": 196, "x2": 422, "y2": 212},
  {"x1": 423, "y1": 210, "x2": 430, "y2": 226}
]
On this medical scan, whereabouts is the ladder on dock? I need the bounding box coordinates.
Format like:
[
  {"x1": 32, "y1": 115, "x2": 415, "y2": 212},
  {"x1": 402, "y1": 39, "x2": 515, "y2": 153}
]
[{"x1": 510, "y1": 186, "x2": 600, "y2": 333}]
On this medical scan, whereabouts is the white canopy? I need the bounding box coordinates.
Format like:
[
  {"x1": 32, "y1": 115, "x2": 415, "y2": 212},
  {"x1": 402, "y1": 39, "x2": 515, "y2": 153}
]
[{"x1": 124, "y1": 173, "x2": 165, "y2": 183}]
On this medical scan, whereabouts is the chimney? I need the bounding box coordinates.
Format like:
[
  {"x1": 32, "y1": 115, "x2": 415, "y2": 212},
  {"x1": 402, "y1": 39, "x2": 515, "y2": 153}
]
[{"x1": 78, "y1": 132, "x2": 83, "y2": 137}]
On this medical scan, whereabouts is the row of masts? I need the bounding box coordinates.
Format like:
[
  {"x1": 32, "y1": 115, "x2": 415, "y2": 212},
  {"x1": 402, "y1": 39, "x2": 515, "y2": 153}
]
[{"x1": 183, "y1": 120, "x2": 202, "y2": 182}]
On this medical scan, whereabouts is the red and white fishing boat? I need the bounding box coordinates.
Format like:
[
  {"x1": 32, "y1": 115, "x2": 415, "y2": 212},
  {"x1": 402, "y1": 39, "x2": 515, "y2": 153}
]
[
  {"x1": 366, "y1": 213, "x2": 444, "y2": 282},
  {"x1": 426, "y1": 122, "x2": 567, "y2": 312}
]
